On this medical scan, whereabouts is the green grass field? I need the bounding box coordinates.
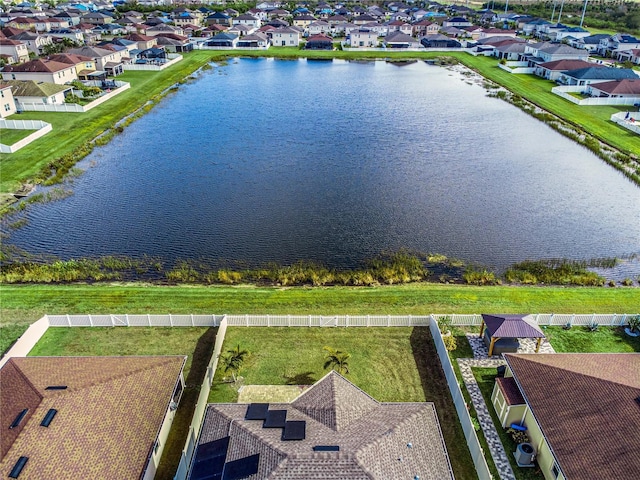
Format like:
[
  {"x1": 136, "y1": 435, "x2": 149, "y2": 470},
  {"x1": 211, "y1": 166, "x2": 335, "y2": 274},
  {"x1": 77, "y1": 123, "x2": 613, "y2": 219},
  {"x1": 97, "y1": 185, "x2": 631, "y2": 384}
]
[
  {"x1": 2, "y1": 282, "x2": 637, "y2": 358},
  {"x1": 544, "y1": 325, "x2": 640, "y2": 352},
  {"x1": 0, "y1": 129, "x2": 36, "y2": 146},
  {"x1": 27, "y1": 326, "x2": 216, "y2": 480},
  {"x1": 211, "y1": 326, "x2": 477, "y2": 480}
]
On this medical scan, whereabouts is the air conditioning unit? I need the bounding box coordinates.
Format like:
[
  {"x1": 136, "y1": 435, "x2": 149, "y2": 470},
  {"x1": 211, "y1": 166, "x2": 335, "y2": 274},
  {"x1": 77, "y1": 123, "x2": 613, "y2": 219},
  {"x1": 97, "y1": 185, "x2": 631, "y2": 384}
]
[{"x1": 514, "y1": 442, "x2": 535, "y2": 467}]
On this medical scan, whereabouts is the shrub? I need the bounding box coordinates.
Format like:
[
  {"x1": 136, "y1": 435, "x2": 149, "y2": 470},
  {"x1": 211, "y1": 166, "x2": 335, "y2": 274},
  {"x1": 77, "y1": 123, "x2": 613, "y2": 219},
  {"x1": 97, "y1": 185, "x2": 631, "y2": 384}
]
[
  {"x1": 628, "y1": 315, "x2": 640, "y2": 334},
  {"x1": 442, "y1": 334, "x2": 457, "y2": 352}
]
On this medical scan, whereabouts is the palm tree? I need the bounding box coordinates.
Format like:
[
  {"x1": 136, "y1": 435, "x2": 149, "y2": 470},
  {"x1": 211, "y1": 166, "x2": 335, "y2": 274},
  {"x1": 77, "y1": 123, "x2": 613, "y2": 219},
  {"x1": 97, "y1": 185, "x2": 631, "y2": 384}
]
[
  {"x1": 221, "y1": 344, "x2": 248, "y2": 382},
  {"x1": 323, "y1": 346, "x2": 351, "y2": 375}
]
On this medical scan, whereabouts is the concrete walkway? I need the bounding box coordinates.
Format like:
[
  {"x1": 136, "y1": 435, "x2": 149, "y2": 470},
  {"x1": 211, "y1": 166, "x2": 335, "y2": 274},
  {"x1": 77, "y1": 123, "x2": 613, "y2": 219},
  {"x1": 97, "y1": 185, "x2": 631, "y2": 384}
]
[{"x1": 457, "y1": 334, "x2": 555, "y2": 480}]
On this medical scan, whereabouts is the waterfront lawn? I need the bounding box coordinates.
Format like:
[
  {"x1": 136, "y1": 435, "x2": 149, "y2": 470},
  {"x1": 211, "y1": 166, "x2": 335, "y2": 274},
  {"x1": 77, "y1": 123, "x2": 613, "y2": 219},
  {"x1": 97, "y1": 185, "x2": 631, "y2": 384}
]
[
  {"x1": 545, "y1": 325, "x2": 640, "y2": 352},
  {"x1": 0, "y1": 51, "x2": 214, "y2": 193},
  {"x1": 210, "y1": 327, "x2": 478, "y2": 480},
  {"x1": 28, "y1": 326, "x2": 217, "y2": 480},
  {"x1": 0, "y1": 129, "x2": 36, "y2": 146},
  {"x1": 472, "y1": 367, "x2": 545, "y2": 480}
]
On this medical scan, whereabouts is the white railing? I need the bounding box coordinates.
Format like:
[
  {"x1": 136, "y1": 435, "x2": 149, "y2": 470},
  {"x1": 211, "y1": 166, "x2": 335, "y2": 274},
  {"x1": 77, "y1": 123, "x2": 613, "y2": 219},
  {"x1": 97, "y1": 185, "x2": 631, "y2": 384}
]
[
  {"x1": 45, "y1": 313, "x2": 636, "y2": 328},
  {"x1": 611, "y1": 111, "x2": 640, "y2": 134},
  {"x1": 552, "y1": 85, "x2": 640, "y2": 106},
  {"x1": 429, "y1": 315, "x2": 492, "y2": 480},
  {"x1": 123, "y1": 54, "x2": 183, "y2": 71},
  {"x1": 17, "y1": 82, "x2": 130, "y2": 113},
  {"x1": 173, "y1": 316, "x2": 228, "y2": 480},
  {"x1": 0, "y1": 118, "x2": 52, "y2": 153},
  {"x1": 498, "y1": 63, "x2": 535, "y2": 74}
]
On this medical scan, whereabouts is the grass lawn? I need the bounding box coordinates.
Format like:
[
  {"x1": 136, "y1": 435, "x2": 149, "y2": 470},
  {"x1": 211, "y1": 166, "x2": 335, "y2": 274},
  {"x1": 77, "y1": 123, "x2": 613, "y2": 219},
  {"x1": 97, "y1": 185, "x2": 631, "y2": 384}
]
[
  {"x1": 546, "y1": 325, "x2": 640, "y2": 352},
  {"x1": 2, "y1": 283, "x2": 638, "y2": 356},
  {"x1": 0, "y1": 129, "x2": 36, "y2": 146},
  {"x1": 27, "y1": 326, "x2": 217, "y2": 480},
  {"x1": 449, "y1": 328, "x2": 501, "y2": 480},
  {"x1": 210, "y1": 327, "x2": 478, "y2": 480},
  {"x1": 472, "y1": 367, "x2": 545, "y2": 480}
]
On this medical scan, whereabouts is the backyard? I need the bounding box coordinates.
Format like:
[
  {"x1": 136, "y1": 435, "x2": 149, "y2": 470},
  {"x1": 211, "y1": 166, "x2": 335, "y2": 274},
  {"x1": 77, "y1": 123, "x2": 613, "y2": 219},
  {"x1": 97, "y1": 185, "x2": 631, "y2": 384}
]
[
  {"x1": 27, "y1": 326, "x2": 217, "y2": 480},
  {"x1": 0, "y1": 129, "x2": 36, "y2": 146},
  {"x1": 210, "y1": 326, "x2": 478, "y2": 480}
]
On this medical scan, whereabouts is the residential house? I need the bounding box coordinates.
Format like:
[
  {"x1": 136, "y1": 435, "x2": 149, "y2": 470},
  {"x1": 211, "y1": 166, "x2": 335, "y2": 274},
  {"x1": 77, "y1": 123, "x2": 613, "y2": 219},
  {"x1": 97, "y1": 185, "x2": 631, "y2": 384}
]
[
  {"x1": 125, "y1": 33, "x2": 158, "y2": 51},
  {"x1": 0, "y1": 39, "x2": 30, "y2": 64},
  {"x1": 462, "y1": 25, "x2": 483, "y2": 40},
  {"x1": 53, "y1": 10, "x2": 81, "y2": 26},
  {"x1": 493, "y1": 41, "x2": 528, "y2": 60},
  {"x1": 173, "y1": 13, "x2": 202, "y2": 28},
  {"x1": 270, "y1": 27, "x2": 300, "y2": 47},
  {"x1": 304, "y1": 34, "x2": 333, "y2": 50},
  {"x1": 154, "y1": 34, "x2": 193, "y2": 53},
  {"x1": 349, "y1": 29, "x2": 378, "y2": 48},
  {"x1": 1, "y1": 58, "x2": 77, "y2": 84},
  {"x1": 386, "y1": 20, "x2": 413, "y2": 36},
  {"x1": 205, "y1": 33, "x2": 238, "y2": 48},
  {"x1": 353, "y1": 14, "x2": 378, "y2": 26},
  {"x1": 236, "y1": 32, "x2": 269, "y2": 48},
  {"x1": 206, "y1": 11, "x2": 232, "y2": 27},
  {"x1": 569, "y1": 33, "x2": 610, "y2": 52},
  {"x1": 491, "y1": 353, "x2": 640, "y2": 480},
  {"x1": 0, "y1": 356, "x2": 186, "y2": 480},
  {"x1": 8, "y1": 31, "x2": 52, "y2": 56},
  {"x1": 81, "y1": 11, "x2": 113, "y2": 25},
  {"x1": 598, "y1": 33, "x2": 640, "y2": 58},
  {"x1": 0, "y1": 80, "x2": 72, "y2": 107},
  {"x1": 552, "y1": 26, "x2": 590, "y2": 42},
  {"x1": 558, "y1": 66, "x2": 638, "y2": 86},
  {"x1": 520, "y1": 18, "x2": 551, "y2": 37},
  {"x1": 0, "y1": 84, "x2": 17, "y2": 118},
  {"x1": 293, "y1": 14, "x2": 316, "y2": 29},
  {"x1": 228, "y1": 24, "x2": 252, "y2": 38},
  {"x1": 443, "y1": 16, "x2": 472, "y2": 28},
  {"x1": 68, "y1": 45, "x2": 125, "y2": 76},
  {"x1": 308, "y1": 20, "x2": 331, "y2": 36},
  {"x1": 478, "y1": 28, "x2": 516, "y2": 40},
  {"x1": 441, "y1": 26, "x2": 464, "y2": 38},
  {"x1": 384, "y1": 31, "x2": 421, "y2": 48},
  {"x1": 47, "y1": 53, "x2": 98, "y2": 79},
  {"x1": 523, "y1": 42, "x2": 589, "y2": 66},
  {"x1": 413, "y1": 19, "x2": 439, "y2": 37},
  {"x1": 188, "y1": 371, "x2": 454, "y2": 480},
  {"x1": 534, "y1": 59, "x2": 599, "y2": 81},
  {"x1": 7, "y1": 17, "x2": 39, "y2": 31},
  {"x1": 586, "y1": 78, "x2": 640, "y2": 99},
  {"x1": 47, "y1": 28, "x2": 85, "y2": 43},
  {"x1": 617, "y1": 48, "x2": 640, "y2": 65},
  {"x1": 421, "y1": 34, "x2": 461, "y2": 49},
  {"x1": 234, "y1": 13, "x2": 261, "y2": 30},
  {"x1": 247, "y1": 8, "x2": 268, "y2": 22},
  {"x1": 146, "y1": 23, "x2": 184, "y2": 37}
]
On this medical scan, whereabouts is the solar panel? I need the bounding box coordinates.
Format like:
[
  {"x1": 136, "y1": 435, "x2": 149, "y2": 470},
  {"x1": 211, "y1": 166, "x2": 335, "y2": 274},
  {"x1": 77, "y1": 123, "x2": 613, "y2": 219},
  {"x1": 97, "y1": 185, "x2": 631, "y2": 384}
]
[
  {"x1": 313, "y1": 445, "x2": 340, "y2": 452},
  {"x1": 282, "y1": 421, "x2": 306, "y2": 441},
  {"x1": 222, "y1": 454, "x2": 260, "y2": 480},
  {"x1": 9, "y1": 456, "x2": 28, "y2": 478},
  {"x1": 10, "y1": 409, "x2": 28, "y2": 429},
  {"x1": 263, "y1": 410, "x2": 287, "y2": 428},
  {"x1": 244, "y1": 403, "x2": 269, "y2": 420},
  {"x1": 190, "y1": 437, "x2": 230, "y2": 480},
  {"x1": 45, "y1": 386, "x2": 67, "y2": 390},
  {"x1": 40, "y1": 409, "x2": 58, "y2": 427}
]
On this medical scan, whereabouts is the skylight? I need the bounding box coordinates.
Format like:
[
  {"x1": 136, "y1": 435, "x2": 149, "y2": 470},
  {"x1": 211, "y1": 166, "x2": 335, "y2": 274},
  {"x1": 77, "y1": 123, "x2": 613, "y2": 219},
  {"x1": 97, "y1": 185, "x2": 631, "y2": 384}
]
[
  {"x1": 40, "y1": 409, "x2": 58, "y2": 427},
  {"x1": 9, "y1": 409, "x2": 28, "y2": 429},
  {"x1": 9, "y1": 456, "x2": 28, "y2": 478}
]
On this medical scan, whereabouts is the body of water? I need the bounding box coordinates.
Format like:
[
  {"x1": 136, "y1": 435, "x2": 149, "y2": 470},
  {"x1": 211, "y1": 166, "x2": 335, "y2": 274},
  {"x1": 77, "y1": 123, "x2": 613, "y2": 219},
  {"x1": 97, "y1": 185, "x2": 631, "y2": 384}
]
[{"x1": 4, "y1": 58, "x2": 640, "y2": 273}]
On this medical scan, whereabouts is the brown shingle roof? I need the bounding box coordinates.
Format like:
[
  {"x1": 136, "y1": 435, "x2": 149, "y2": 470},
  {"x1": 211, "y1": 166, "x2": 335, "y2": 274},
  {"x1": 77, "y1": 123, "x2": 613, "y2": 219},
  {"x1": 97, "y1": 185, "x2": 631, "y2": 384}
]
[
  {"x1": 0, "y1": 356, "x2": 186, "y2": 479},
  {"x1": 495, "y1": 376, "x2": 525, "y2": 405},
  {"x1": 505, "y1": 353, "x2": 640, "y2": 480},
  {"x1": 193, "y1": 371, "x2": 454, "y2": 479},
  {"x1": 3, "y1": 59, "x2": 72, "y2": 73},
  {"x1": 591, "y1": 78, "x2": 640, "y2": 95},
  {"x1": 482, "y1": 314, "x2": 545, "y2": 339}
]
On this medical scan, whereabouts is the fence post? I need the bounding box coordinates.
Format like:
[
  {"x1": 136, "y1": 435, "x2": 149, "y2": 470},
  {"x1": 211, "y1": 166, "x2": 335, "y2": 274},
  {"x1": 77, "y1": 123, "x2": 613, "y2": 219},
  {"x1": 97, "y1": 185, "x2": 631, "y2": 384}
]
[
  {"x1": 550, "y1": 313, "x2": 555, "y2": 326},
  {"x1": 535, "y1": 313, "x2": 540, "y2": 325},
  {"x1": 308, "y1": 315, "x2": 311, "y2": 327},
  {"x1": 612, "y1": 314, "x2": 617, "y2": 326},
  {"x1": 148, "y1": 314, "x2": 151, "y2": 326},
  {"x1": 246, "y1": 314, "x2": 249, "y2": 327},
  {"x1": 267, "y1": 315, "x2": 270, "y2": 327},
  {"x1": 366, "y1": 315, "x2": 370, "y2": 327},
  {"x1": 67, "y1": 314, "x2": 71, "y2": 326},
  {"x1": 170, "y1": 314, "x2": 173, "y2": 327},
  {"x1": 190, "y1": 314, "x2": 194, "y2": 327},
  {"x1": 287, "y1": 315, "x2": 291, "y2": 327},
  {"x1": 387, "y1": 315, "x2": 390, "y2": 327},
  {"x1": 126, "y1": 314, "x2": 130, "y2": 326},
  {"x1": 89, "y1": 315, "x2": 93, "y2": 327},
  {"x1": 346, "y1": 315, "x2": 349, "y2": 327}
]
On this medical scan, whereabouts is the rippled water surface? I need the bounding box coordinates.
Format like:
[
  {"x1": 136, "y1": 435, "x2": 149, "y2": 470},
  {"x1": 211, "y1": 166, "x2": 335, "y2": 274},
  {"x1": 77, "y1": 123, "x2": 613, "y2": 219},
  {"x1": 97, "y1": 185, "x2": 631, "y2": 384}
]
[{"x1": 4, "y1": 59, "x2": 640, "y2": 271}]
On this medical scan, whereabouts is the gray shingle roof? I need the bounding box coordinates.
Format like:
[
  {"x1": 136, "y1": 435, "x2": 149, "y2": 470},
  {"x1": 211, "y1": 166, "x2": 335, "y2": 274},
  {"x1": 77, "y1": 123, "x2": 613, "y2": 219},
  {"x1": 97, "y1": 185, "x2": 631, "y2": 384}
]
[
  {"x1": 193, "y1": 371, "x2": 454, "y2": 479},
  {"x1": 563, "y1": 67, "x2": 639, "y2": 80}
]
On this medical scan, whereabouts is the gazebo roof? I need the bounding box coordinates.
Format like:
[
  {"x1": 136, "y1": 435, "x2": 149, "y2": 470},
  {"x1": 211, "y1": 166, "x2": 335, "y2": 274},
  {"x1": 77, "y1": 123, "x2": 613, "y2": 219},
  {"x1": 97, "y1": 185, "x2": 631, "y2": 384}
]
[{"x1": 482, "y1": 314, "x2": 545, "y2": 339}]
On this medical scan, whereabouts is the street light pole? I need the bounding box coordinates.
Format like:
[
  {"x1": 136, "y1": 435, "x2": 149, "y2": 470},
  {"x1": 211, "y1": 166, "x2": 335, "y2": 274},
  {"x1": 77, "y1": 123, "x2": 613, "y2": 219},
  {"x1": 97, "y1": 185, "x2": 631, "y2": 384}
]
[{"x1": 580, "y1": 0, "x2": 589, "y2": 28}]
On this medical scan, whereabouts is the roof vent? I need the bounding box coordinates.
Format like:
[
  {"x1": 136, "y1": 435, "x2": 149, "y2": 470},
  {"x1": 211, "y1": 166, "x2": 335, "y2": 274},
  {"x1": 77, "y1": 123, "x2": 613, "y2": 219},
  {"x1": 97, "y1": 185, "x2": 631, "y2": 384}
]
[
  {"x1": 9, "y1": 456, "x2": 28, "y2": 478},
  {"x1": 313, "y1": 445, "x2": 339, "y2": 452},
  {"x1": 45, "y1": 385, "x2": 67, "y2": 390},
  {"x1": 10, "y1": 409, "x2": 28, "y2": 429},
  {"x1": 40, "y1": 409, "x2": 58, "y2": 427}
]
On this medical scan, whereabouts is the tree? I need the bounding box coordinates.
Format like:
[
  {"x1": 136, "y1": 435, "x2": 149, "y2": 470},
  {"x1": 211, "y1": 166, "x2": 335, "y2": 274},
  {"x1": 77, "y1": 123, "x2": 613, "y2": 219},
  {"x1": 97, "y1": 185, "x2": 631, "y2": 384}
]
[
  {"x1": 323, "y1": 346, "x2": 350, "y2": 375},
  {"x1": 220, "y1": 344, "x2": 248, "y2": 382}
]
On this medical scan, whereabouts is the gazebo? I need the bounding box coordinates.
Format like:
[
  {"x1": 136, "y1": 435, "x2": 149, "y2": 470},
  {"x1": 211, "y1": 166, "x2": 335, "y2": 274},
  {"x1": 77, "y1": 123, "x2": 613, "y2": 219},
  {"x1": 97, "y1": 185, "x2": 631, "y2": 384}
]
[{"x1": 479, "y1": 314, "x2": 546, "y2": 356}]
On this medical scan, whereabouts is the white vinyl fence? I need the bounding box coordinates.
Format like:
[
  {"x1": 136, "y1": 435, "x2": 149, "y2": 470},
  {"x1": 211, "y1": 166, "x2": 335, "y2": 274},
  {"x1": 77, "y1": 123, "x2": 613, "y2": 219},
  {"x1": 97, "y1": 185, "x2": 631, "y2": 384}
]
[
  {"x1": 429, "y1": 315, "x2": 492, "y2": 480},
  {"x1": 17, "y1": 82, "x2": 130, "y2": 113},
  {"x1": 0, "y1": 119, "x2": 52, "y2": 153},
  {"x1": 611, "y1": 111, "x2": 640, "y2": 135},
  {"x1": 552, "y1": 85, "x2": 640, "y2": 106},
  {"x1": 123, "y1": 54, "x2": 183, "y2": 71}
]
